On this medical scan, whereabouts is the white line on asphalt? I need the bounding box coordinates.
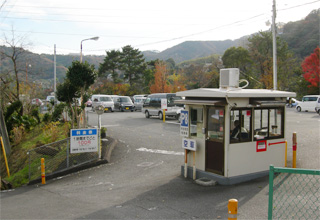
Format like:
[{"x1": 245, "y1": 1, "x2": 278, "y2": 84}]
[{"x1": 136, "y1": 147, "x2": 184, "y2": 156}]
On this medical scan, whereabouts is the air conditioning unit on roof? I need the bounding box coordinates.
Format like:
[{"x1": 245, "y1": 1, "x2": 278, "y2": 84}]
[{"x1": 219, "y1": 68, "x2": 239, "y2": 89}]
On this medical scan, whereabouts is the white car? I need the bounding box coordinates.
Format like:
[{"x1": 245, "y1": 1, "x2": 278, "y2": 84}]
[{"x1": 296, "y1": 95, "x2": 320, "y2": 112}]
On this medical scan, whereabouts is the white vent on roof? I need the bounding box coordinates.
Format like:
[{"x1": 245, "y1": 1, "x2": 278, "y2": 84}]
[{"x1": 219, "y1": 68, "x2": 239, "y2": 89}]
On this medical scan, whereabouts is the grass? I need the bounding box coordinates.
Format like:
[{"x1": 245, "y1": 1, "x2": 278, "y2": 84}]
[{"x1": 1, "y1": 121, "x2": 69, "y2": 189}]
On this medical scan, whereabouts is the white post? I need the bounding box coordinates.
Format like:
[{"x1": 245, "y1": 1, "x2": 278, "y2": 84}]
[
  {"x1": 54, "y1": 44, "x2": 57, "y2": 105},
  {"x1": 98, "y1": 114, "x2": 101, "y2": 159},
  {"x1": 272, "y1": 0, "x2": 277, "y2": 90}
]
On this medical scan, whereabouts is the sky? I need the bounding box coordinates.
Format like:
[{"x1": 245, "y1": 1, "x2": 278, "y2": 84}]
[{"x1": 0, "y1": 0, "x2": 319, "y2": 55}]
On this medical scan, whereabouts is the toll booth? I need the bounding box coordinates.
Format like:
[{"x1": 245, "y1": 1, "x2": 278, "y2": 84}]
[{"x1": 176, "y1": 68, "x2": 296, "y2": 185}]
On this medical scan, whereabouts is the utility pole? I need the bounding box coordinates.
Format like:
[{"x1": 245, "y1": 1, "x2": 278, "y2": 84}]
[
  {"x1": 272, "y1": 0, "x2": 277, "y2": 90},
  {"x1": 54, "y1": 44, "x2": 57, "y2": 106}
]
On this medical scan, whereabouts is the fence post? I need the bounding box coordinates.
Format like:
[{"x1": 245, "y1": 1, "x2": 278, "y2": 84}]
[
  {"x1": 292, "y1": 132, "x2": 297, "y2": 168},
  {"x1": 67, "y1": 139, "x2": 70, "y2": 168},
  {"x1": 228, "y1": 199, "x2": 238, "y2": 220},
  {"x1": 28, "y1": 151, "x2": 31, "y2": 182},
  {"x1": 268, "y1": 165, "x2": 274, "y2": 220}
]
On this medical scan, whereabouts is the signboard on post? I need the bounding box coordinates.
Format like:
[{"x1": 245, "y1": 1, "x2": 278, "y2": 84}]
[
  {"x1": 180, "y1": 110, "x2": 189, "y2": 137},
  {"x1": 182, "y1": 138, "x2": 197, "y2": 151},
  {"x1": 161, "y1": 99, "x2": 167, "y2": 110},
  {"x1": 70, "y1": 128, "x2": 98, "y2": 153}
]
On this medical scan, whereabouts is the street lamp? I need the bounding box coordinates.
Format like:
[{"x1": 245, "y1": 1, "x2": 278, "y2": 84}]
[
  {"x1": 79, "y1": 36, "x2": 99, "y2": 128},
  {"x1": 80, "y1": 36, "x2": 99, "y2": 63}
]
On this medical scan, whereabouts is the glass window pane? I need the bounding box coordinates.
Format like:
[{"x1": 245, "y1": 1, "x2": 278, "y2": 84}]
[
  {"x1": 269, "y1": 109, "x2": 283, "y2": 137},
  {"x1": 254, "y1": 109, "x2": 268, "y2": 140},
  {"x1": 208, "y1": 108, "x2": 224, "y2": 141},
  {"x1": 190, "y1": 107, "x2": 203, "y2": 138}
]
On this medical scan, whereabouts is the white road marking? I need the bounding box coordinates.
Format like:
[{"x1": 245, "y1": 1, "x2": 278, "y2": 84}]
[{"x1": 136, "y1": 147, "x2": 184, "y2": 156}]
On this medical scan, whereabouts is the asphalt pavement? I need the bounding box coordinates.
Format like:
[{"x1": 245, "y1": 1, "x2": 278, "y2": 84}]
[{"x1": 0, "y1": 107, "x2": 319, "y2": 219}]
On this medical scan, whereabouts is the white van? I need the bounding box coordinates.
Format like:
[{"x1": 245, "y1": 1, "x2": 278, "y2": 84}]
[
  {"x1": 91, "y1": 94, "x2": 114, "y2": 112},
  {"x1": 296, "y1": 95, "x2": 320, "y2": 112}
]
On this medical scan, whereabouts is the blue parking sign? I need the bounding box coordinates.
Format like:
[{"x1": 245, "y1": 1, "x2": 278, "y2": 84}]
[{"x1": 180, "y1": 110, "x2": 189, "y2": 137}]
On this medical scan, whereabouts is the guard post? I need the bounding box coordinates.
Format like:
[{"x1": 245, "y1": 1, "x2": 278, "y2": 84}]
[
  {"x1": 292, "y1": 132, "x2": 297, "y2": 168},
  {"x1": 41, "y1": 158, "x2": 46, "y2": 184},
  {"x1": 228, "y1": 199, "x2": 238, "y2": 220}
]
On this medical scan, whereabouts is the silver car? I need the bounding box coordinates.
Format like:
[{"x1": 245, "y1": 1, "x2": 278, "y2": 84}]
[{"x1": 91, "y1": 94, "x2": 114, "y2": 112}]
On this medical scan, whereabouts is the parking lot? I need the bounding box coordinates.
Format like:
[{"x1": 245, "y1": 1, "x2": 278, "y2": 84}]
[{"x1": 1, "y1": 107, "x2": 319, "y2": 219}]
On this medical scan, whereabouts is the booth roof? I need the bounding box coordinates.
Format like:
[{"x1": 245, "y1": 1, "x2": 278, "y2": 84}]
[{"x1": 176, "y1": 88, "x2": 296, "y2": 98}]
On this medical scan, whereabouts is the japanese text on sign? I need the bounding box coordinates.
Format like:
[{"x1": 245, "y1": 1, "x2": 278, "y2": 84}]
[
  {"x1": 182, "y1": 138, "x2": 197, "y2": 151},
  {"x1": 70, "y1": 129, "x2": 98, "y2": 153},
  {"x1": 180, "y1": 110, "x2": 189, "y2": 137}
]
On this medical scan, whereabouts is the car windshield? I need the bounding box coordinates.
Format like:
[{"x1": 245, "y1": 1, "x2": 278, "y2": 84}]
[
  {"x1": 100, "y1": 97, "x2": 112, "y2": 101},
  {"x1": 120, "y1": 97, "x2": 131, "y2": 102}
]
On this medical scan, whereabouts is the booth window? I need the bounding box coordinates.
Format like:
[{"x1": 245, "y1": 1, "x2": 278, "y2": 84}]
[
  {"x1": 230, "y1": 109, "x2": 252, "y2": 143},
  {"x1": 190, "y1": 107, "x2": 203, "y2": 138},
  {"x1": 254, "y1": 108, "x2": 284, "y2": 140},
  {"x1": 207, "y1": 108, "x2": 224, "y2": 142}
]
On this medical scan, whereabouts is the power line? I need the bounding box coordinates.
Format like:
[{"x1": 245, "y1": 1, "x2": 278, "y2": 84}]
[{"x1": 278, "y1": 0, "x2": 320, "y2": 11}]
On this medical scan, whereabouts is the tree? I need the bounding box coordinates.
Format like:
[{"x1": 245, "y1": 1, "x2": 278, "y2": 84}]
[
  {"x1": 98, "y1": 50, "x2": 121, "y2": 83},
  {"x1": 150, "y1": 61, "x2": 171, "y2": 93},
  {"x1": 56, "y1": 80, "x2": 78, "y2": 128},
  {"x1": 0, "y1": 30, "x2": 30, "y2": 114},
  {"x1": 120, "y1": 45, "x2": 147, "y2": 87},
  {"x1": 65, "y1": 61, "x2": 97, "y2": 127},
  {"x1": 302, "y1": 47, "x2": 320, "y2": 91},
  {"x1": 248, "y1": 31, "x2": 297, "y2": 90},
  {"x1": 222, "y1": 47, "x2": 252, "y2": 71}
]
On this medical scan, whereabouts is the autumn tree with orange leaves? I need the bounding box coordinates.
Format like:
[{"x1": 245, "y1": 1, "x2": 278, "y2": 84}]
[
  {"x1": 302, "y1": 47, "x2": 320, "y2": 89},
  {"x1": 149, "y1": 61, "x2": 171, "y2": 93}
]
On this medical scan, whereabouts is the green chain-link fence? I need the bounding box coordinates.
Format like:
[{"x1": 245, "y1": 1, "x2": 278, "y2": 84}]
[
  {"x1": 268, "y1": 165, "x2": 320, "y2": 219},
  {"x1": 27, "y1": 138, "x2": 99, "y2": 182}
]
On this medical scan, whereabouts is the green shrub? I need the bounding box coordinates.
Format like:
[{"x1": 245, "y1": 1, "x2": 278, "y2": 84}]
[
  {"x1": 52, "y1": 103, "x2": 66, "y2": 122},
  {"x1": 43, "y1": 113, "x2": 51, "y2": 123},
  {"x1": 31, "y1": 107, "x2": 41, "y2": 123}
]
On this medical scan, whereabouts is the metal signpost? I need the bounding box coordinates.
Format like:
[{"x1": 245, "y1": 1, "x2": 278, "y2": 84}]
[
  {"x1": 161, "y1": 98, "x2": 167, "y2": 122},
  {"x1": 95, "y1": 105, "x2": 104, "y2": 158}
]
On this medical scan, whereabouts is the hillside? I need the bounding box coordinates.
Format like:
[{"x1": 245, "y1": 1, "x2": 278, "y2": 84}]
[
  {"x1": 143, "y1": 37, "x2": 249, "y2": 63},
  {"x1": 0, "y1": 9, "x2": 318, "y2": 83}
]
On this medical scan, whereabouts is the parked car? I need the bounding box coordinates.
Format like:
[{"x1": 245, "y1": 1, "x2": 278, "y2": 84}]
[
  {"x1": 133, "y1": 97, "x2": 147, "y2": 111},
  {"x1": 113, "y1": 96, "x2": 135, "y2": 112},
  {"x1": 287, "y1": 98, "x2": 298, "y2": 108},
  {"x1": 91, "y1": 94, "x2": 114, "y2": 112},
  {"x1": 31, "y1": 98, "x2": 43, "y2": 106},
  {"x1": 296, "y1": 95, "x2": 320, "y2": 112},
  {"x1": 86, "y1": 99, "x2": 92, "y2": 107},
  {"x1": 142, "y1": 93, "x2": 184, "y2": 120}
]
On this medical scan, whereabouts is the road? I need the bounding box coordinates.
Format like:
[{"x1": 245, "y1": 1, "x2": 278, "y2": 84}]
[{"x1": 1, "y1": 108, "x2": 319, "y2": 219}]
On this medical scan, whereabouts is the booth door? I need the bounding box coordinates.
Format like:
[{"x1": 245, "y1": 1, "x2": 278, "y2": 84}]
[{"x1": 206, "y1": 107, "x2": 225, "y2": 175}]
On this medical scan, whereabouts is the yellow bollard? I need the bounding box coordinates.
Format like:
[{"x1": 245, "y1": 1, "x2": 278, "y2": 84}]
[
  {"x1": 41, "y1": 158, "x2": 46, "y2": 184},
  {"x1": 163, "y1": 109, "x2": 166, "y2": 122},
  {"x1": 1, "y1": 137, "x2": 10, "y2": 177},
  {"x1": 292, "y1": 132, "x2": 297, "y2": 168},
  {"x1": 228, "y1": 199, "x2": 238, "y2": 220}
]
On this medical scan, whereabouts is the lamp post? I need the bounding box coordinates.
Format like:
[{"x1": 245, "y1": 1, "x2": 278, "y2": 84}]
[
  {"x1": 80, "y1": 36, "x2": 99, "y2": 63},
  {"x1": 79, "y1": 36, "x2": 99, "y2": 128}
]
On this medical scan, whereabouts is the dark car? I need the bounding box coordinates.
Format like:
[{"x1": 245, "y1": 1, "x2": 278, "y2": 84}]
[{"x1": 113, "y1": 96, "x2": 135, "y2": 112}]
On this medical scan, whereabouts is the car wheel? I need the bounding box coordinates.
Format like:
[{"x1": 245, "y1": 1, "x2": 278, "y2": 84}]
[
  {"x1": 317, "y1": 109, "x2": 320, "y2": 115},
  {"x1": 111, "y1": 108, "x2": 114, "y2": 112},
  {"x1": 159, "y1": 111, "x2": 163, "y2": 120},
  {"x1": 120, "y1": 107, "x2": 124, "y2": 112},
  {"x1": 131, "y1": 109, "x2": 134, "y2": 112},
  {"x1": 296, "y1": 106, "x2": 301, "y2": 112},
  {"x1": 145, "y1": 111, "x2": 150, "y2": 118}
]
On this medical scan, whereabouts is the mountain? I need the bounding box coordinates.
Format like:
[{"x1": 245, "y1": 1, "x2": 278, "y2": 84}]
[
  {"x1": 143, "y1": 37, "x2": 249, "y2": 63},
  {"x1": 0, "y1": 9, "x2": 318, "y2": 83}
]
